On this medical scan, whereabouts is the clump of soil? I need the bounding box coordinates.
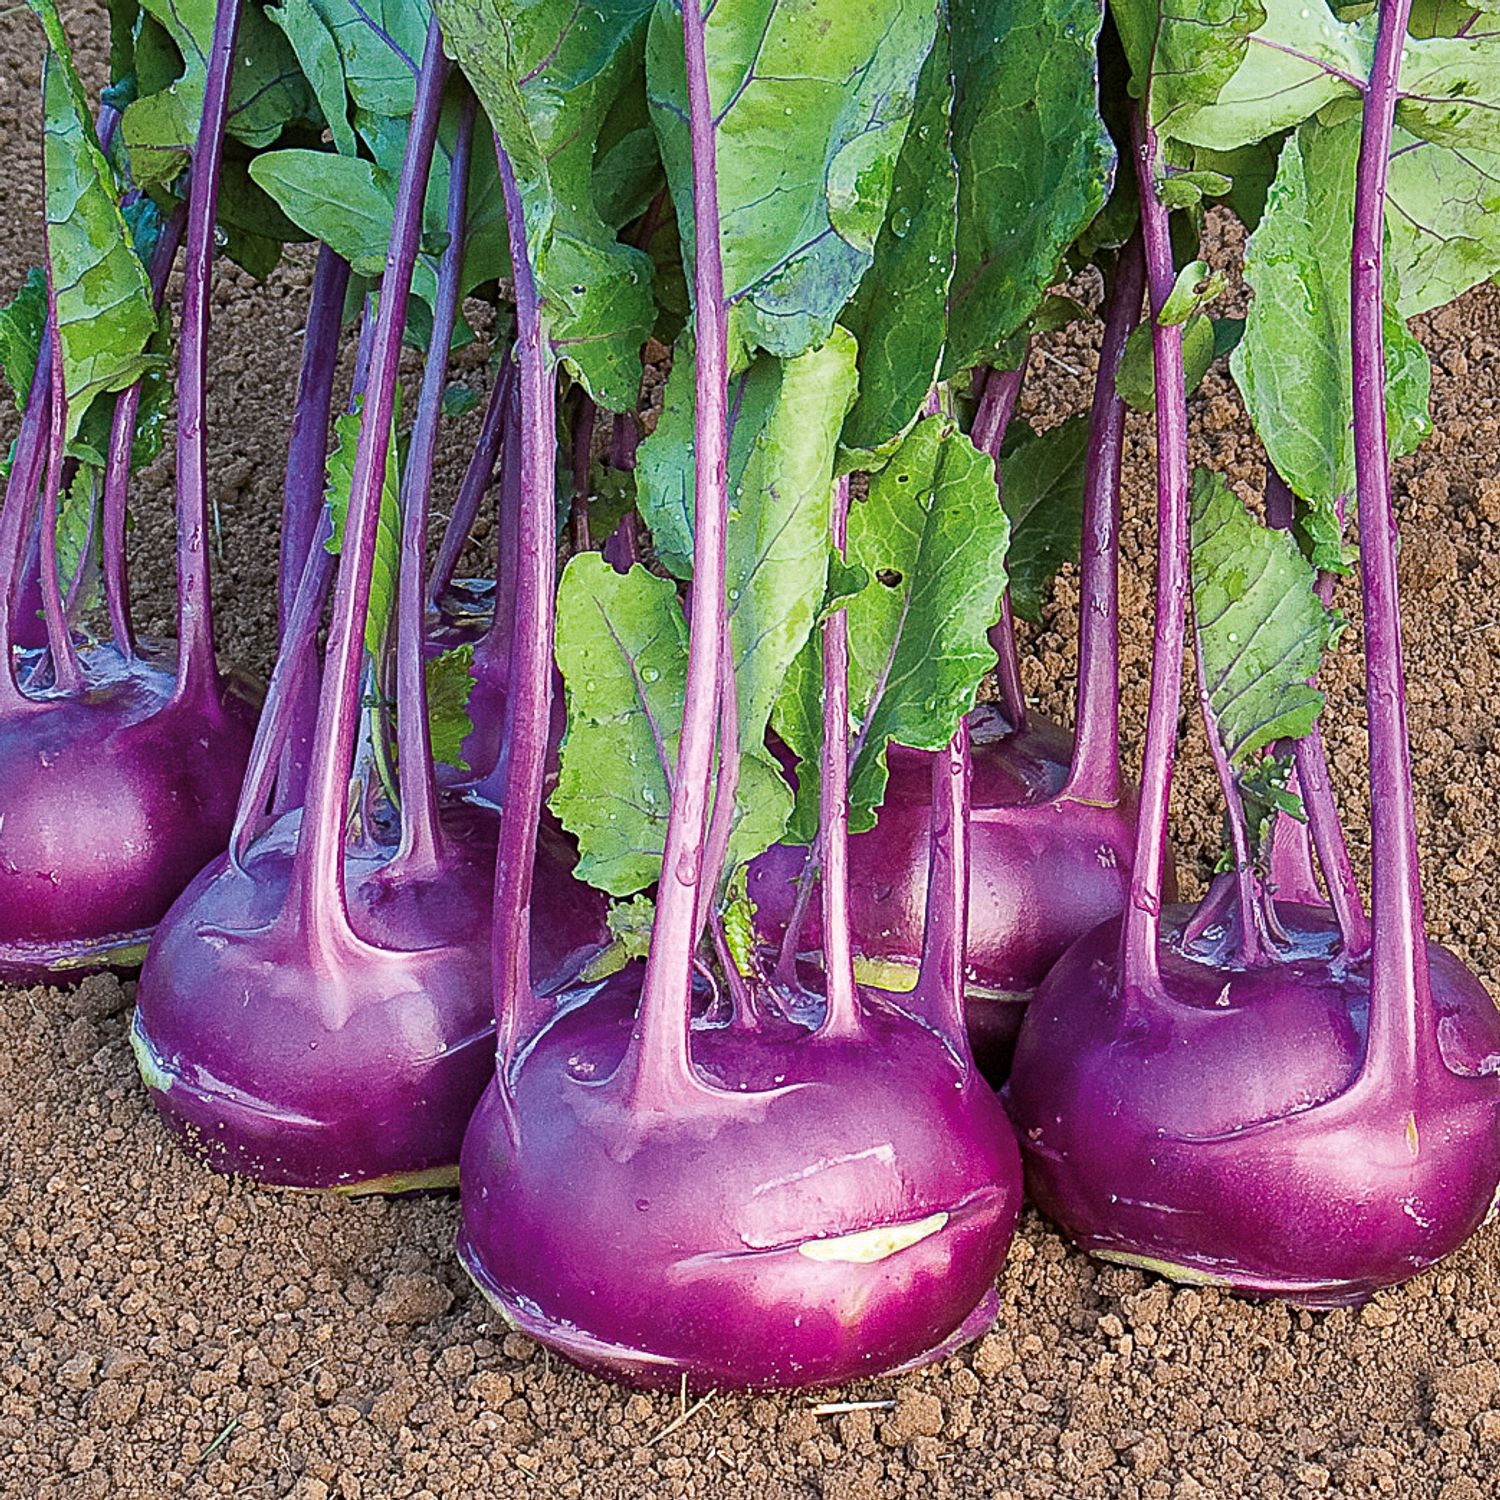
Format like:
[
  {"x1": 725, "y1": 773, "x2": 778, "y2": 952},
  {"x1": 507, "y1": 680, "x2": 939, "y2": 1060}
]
[{"x1": 5, "y1": 10, "x2": 1500, "y2": 1498}]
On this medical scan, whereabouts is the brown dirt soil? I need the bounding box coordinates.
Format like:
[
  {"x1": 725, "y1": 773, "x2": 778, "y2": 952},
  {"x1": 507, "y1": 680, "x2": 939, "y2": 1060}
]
[{"x1": 6, "y1": 8, "x2": 1500, "y2": 1499}]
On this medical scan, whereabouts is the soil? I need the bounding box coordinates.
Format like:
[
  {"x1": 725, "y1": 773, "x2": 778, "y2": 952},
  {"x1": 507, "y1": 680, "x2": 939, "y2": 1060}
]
[{"x1": 5, "y1": 8, "x2": 1500, "y2": 1499}]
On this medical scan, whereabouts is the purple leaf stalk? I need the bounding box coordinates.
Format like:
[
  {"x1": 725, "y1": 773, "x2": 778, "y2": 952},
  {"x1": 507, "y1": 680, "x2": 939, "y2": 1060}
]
[
  {"x1": 1007, "y1": 26, "x2": 1500, "y2": 1306},
  {"x1": 748, "y1": 232, "x2": 1163, "y2": 1080},
  {"x1": 0, "y1": 4, "x2": 256, "y2": 983},
  {"x1": 132, "y1": 44, "x2": 603, "y2": 1193},
  {"x1": 456, "y1": 0, "x2": 1021, "y2": 1391}
]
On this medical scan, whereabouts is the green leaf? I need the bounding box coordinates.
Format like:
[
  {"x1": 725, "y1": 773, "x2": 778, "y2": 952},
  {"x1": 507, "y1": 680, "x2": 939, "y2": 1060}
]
[
  {"x1": 1173, "y1": 0, "x2": 1371, "y2": 152},
  {"x1": 1231, "y1": 120, "x2": 1432, "y2": 570},
  {"x1": 1158, "y1": 258, "x2": 1224, "y2": 324},
  {"x1": 30, "y1": 1, "x2": 159, "y2": 444},
  {"x1": 1190, "y1": 468, "x2": 1337, "y2": 766},
  {"x1": 1115, "y1": 311, "x2": 1219, "y2": 413},
  {"x1": 54, "y1": 464, "x2": 99, "y2": 613},
  {"x1": 772, "y1": 416, "x2": 1010, "y2": 837},
  {"x1": 121, "y1": 0, "x2": 318, "y2": 187},
  {"x1": 0, "y1": 267, "x2": 46, "y2": 412},
  {"x1": 943, "y1": 0, "x2": 1115, "y2": 376},
  {"x1": 549, "y1": 554, "x2": 792, "y2": 895},
  {"x1": 424, "y1": 643, "x2": 476, "y2": 769},
  {"x1": 607, "y1": 894, "x2": 657, "y2": 959},
  {"x1": 1408, "y1": 0, "x2": 1500, "y2": 39},
  {"x1": 324, "y1": 400, "x2": 402, "y2": 657},
  {"x1": 435, "y1": 0, "x2": 655, "y2": 410},
  {"x1": 1176, "y1": 138, "x2": 1283, "y2": 228},
  {"x1": 267, "y1": 0, "x2": 360, "y2": 157},
  {"x1": 839, "y1": 28, "x2": 957, "y2": 461},
  {"x1": 298, "y1": 0, "x2": 431, "y2": 117},
  {"x1": 1395, "y1": 35, "x2": 1500, "y2": 154},
  {"x1": 637, "y1": 329, "x2": 858, "y2": 755},
  {"x1": 250, "y1": 150, "x2": 394, "y2": 276},
  {"x1": 442, "y1": 382, "x2": 482, "y2": 418},
  {"x1": 1111, "y1": 0, "x2": 1266, "y2": 142},
  {"x1": 644, "y1": 0, "x2": 936, "y2": 361},
  {"x1": 999, "y1": 414, "x2": 1090, "y2": 624},
  {"x1": 1386, "y1": 129, "x2": 1500, "y2": 315}
]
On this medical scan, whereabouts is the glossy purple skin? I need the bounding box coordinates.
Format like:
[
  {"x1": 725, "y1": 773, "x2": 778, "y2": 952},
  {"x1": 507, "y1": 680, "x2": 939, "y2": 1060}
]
[
  {"x1": 0, "y1": 642, "x2": 258, "y2": 982},
  {"x1": 458, "y1": 970, "x2": 1023, "y2": 1391},
  {"x1": 749, "y1": 707, "x2": 1156, "y2": 1078},
  {"x1": 132, "y1": 804, "x2": 608, "y2": 1190},
  {"x1": 1006, "y1": 903, "x2": 1500, "y2": 1306}
]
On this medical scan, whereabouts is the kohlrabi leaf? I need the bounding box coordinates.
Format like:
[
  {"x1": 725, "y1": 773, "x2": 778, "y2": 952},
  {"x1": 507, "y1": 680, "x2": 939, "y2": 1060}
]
[
  {"x1": 1110, "y1": 0, "x2": 1266, "y2": 143},
  {"x1": 120, "y1": 0, "x2": 317, "y2": 187},
  {"x1": 644, "y1": 0, "x2": 936, "y2": 361},
  {"x1": 324, "y1": 402, "x2": 402, "y2": 656},
  {"x1": 1116, "y1": 312, "x2": 1219, "y2": 413},
  {"x1": 31, "y1": 1, "x2": 159, "y2": 444},
  {"x1": 772, "y1": 416, "x2": 1010, "y2": 836},
  {"x1": 999, "y1": 414, "x2": 1090, "y2": 624},
  {"x1": 1190, "y1": 468, "x2": 1337, "y2": 766},
  {"x1": 435, "y1": 0, "x2": 655, "y2": 410},
  {"x1": 839, "y1": 28, "x2": 957, "y2": 462},
  {"x1": 1408, "y1": 1, "x2": 1500, "y2": 38},
  {"x1": 54, "y1": 465, "x2": 99, "y2": 613},
  {"x1": 1395, "y1": 35, "x2": 1500, "y2": 153},
  {"x1": 608, "y1": 894, "x2": 657, "y2": 958},
  {"x1": 550, "y1": 554, "x2": 792, "y2": 895},
  {"x1": 1232, "y1": 120, "x2": 1432, "y2": 571},
  {"x1": 266, "y1": 0, "x2": 360, "y2": 157},
  {"x1": 637, "y1": 330, "x2": 858, "y2": 753},
  {"x1": 1173, "y1": 0, "x2": 1371, "y2": 152},
  {"x1": 942, "y1": 0, "x2": 1115, "y2": 376},
  {"x1": 0, "y1": 267, "x2": 45, "y2": 412},
  {"x1": 250, "y1": 151, "x2": 394, "y2": 277},
  {"x1": 1386, "y1": 128, "x2": 1500, "y2": 315},
  {"x1": 424, "y1": 643, "x2": 477, "y2": 769}
]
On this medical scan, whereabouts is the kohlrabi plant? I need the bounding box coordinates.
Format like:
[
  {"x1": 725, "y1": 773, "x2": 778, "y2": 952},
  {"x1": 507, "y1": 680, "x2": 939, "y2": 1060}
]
[
  {"x1": 0, "y1": 0, "x2": 265, "y2": 983},
  {"x1": 742, "y1": 1, "x2": 1166, "y2": 1077},
  {"x1": 1006, "y1": 0, "x2": 1500, "y2": 1305},
  {"x1": 444, "y1": 0, "x2": 1021, "y2": 1390},
  {"x1": 133, "y1": 30, "x2": 605, "y2": 1193}
]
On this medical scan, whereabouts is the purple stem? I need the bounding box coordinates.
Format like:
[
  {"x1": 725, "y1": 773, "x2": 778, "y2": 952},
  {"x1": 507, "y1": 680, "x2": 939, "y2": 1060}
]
[
  {"x1": 1268, "y1": 764, "x2": 1323, "y2": 905},
  {"x1": 229, "y1": 511, "x2": 336, "y2": 867},
  {"x1": 571, "y1": 391, "x2": 595, "y2": 553},
  {"x1": 602, "y1": 412, "x2": 643, "y2": 571},
  {"x1": 102, "y1": 200, "x2": 190, "y2": 656},
  {"x1": 491, "y1": 140, "x2": 560, "y2": 1084},
  {"x1": 1121, "y1": 113, "x2": 1193, "y2": 1002},
  {"x1": 814, "y1": 474, "x2": 863, "y2": 1040},
  {"x1": 1350, "y1": 0, "x2": 1440, "y2": 1091},
  {"x1": 1262, "y1": 466, "x2": 1371, "y2": 954},
  {"x1": 279, "y1": 247, "x2": 351, "y2": 639},
  {"x1": 465, "y1": 371, "x2": 524, "y2": 810},
  {"x1": 271, "y1": 247, "x2": 351, "y2": 809},
  {"x1": 1062, "y1": 233, "x2": 1144, "y2": 804},
  {"x1": 912, "y1": 719, "x2": 974, "y2": 1059},
  {"x1": 694, "y1": 620, "x2": 741, "y2": 951},
  {"x1": 10, "y1": 106, "x2": 121, "y2": 655},
  {"x1": 0, "y1": 342, "x2": 52, "y2": 711},
  {"x1": 426, "y1": 354, "x2": 512, "y2": 606},
  {"x1": 617, "y1": 0, "x2": 731, "y2": 1109},
  {"x1": 388, "y1": 90, "x2": 477, "y2": 879},
  {"x1": 38, "y1": 244, "x2": 82, "y2": 694},
  {"x1": 972, "y1": 362, "x2": 1028, "y2": 729},
  {"x1": 287, "y1": 19, "x2": 448, "y2": 958},
  {"x1": 171, "y1": 0, "x2": 242, "y2": 708}
]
